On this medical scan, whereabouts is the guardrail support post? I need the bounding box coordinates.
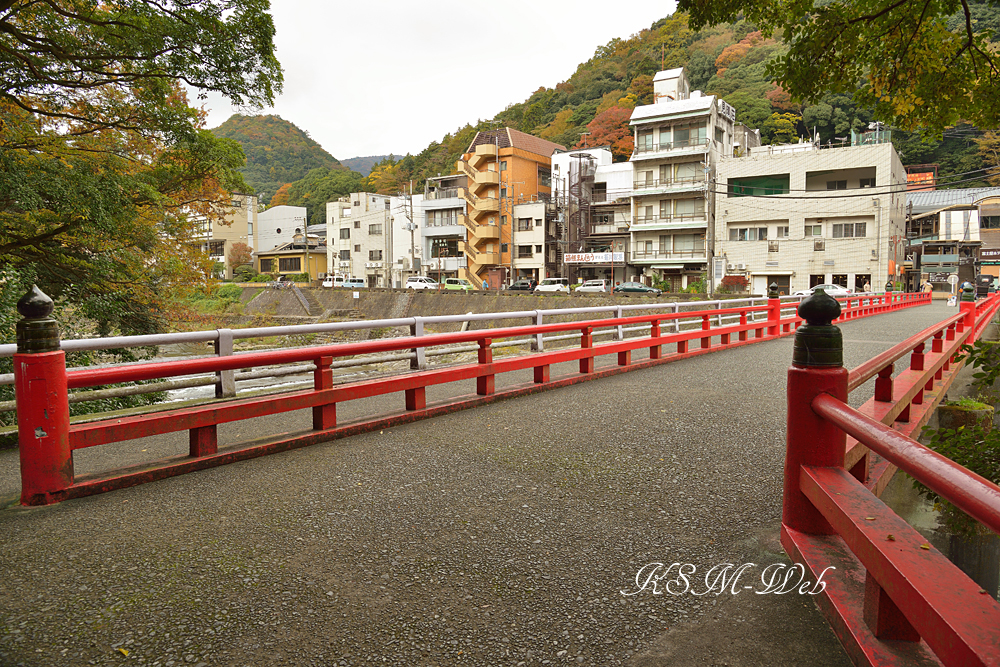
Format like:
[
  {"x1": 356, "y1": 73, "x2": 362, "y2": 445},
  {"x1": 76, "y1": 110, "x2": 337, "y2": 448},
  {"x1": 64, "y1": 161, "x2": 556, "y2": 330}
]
[
  {"x1": 409, "y1": 317, "x2": 426, "y2": 370},
  {"x1": 313, "y1": 355, "x2": 336, "y2": 430},
  {"x1": 700, "y1": 314, "x2": 711, "y2": 349},
  {"x1": 783, "y1": 290, "x2": 847, "y2": 534},
  {"x1": 214, "y1": 328, "x2": 236, "y2": 398},
  {"x1": 874, "y1": 364, "x2": 893, "y2": 402},
  {"x1": 14, "y1": 286, "x2": 73, "y2": 506},
  {"x1": 671, "y1": 303, "x2": 680, "y2": 334},
  {"x1": 580, "y1": 327, "x2": 594, "y2": 373},
  {"x1": 767, "y1": 283, "x2": 780, "y2": 337},
  {"x1": 615, "y1": 306, "x2": 624, "y2": 341},
  {"x1": 477, "y1": 338, "x2": 494, "y2": 395},
  {"x1": 738, "y1": 310, "x2": 748, "y2": 342},
  {"x1": 189, "y1": 425, "x2": 217, "y2": 457},
  {"x1": 532, "y1": 310, "x2": 544, "y2": 352}
]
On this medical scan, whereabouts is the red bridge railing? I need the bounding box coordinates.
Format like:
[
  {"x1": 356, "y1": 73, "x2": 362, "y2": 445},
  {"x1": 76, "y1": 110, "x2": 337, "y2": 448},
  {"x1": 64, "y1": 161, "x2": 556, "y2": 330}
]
[
  {"x1": 783, "y1": 287, "x2": 1000, "y2": 666},
  {"x1": 12, "y1": 286, "x2": 928, "y2": 505}
]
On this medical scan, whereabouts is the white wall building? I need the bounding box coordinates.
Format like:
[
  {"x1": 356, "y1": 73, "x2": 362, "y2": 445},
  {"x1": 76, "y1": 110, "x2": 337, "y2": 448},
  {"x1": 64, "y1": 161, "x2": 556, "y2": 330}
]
[
  {"x1": 416, "y1": 175, "x2": 469, "y2": 282},
  {"x1": 511, "y1": 201, "x2": 546, "y2": 278},
  {"x1": 326, "y1": 192, "x2": 415, "y2": 287},
  {"x1": 257, "y1": 205, "x2": 308, "y2": 253},
  {"x1": 715, "y1": 139, "x2": 906, "y2": 295},
  {"x1": 628, "y1": 67, "x2": 736, "y2": 291}
]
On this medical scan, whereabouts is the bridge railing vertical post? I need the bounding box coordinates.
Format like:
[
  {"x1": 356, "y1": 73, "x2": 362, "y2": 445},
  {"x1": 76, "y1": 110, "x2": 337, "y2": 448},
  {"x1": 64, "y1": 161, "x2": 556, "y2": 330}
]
[
  {"x1": 615, "y1": 306, "x2": 624, "y2": 341},
  {"x1": 767, "y1": 282, "x2": 780, "y2": 337},
  {"x1": 477, "y1": 337, "x2": 494, "y2": 395},
  {"x1": 783, "y1": 290, "x2": 847, "y2": 534},
  {"x1": 532, "y1": 310, "x2": 545, "y2": 352},
  {"x1": 409, "y1": 316, "x2": 426, "y2": 370},
  {"x1": 313, "y1": 355, "x2": 337, "y2": 429},
  {"x1": 960, "y1": 283, "x2": 977, "y2": 343},
  {"x1": 580, "y1": 326, "x2": 594, "y2": 373},
  {"x1": 14, "y1": 286, "x2": 73, "y2": 506},
  {"x1": 214, "y1": 328, "x2": 236, "y2": 398}
]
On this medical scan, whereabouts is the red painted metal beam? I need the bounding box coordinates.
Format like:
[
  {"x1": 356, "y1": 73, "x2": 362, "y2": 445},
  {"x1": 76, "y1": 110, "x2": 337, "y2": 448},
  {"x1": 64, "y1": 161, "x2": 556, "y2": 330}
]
[{"x1": 799, "y1": 465, "x2": 1000, "y2": 666}]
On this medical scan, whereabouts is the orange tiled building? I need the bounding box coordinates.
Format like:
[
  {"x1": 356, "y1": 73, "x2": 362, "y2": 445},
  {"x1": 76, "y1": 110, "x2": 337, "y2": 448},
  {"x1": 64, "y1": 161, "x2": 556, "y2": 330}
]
[{"x1": 456, "y1": 128, "x2": 564, "y2": 285}]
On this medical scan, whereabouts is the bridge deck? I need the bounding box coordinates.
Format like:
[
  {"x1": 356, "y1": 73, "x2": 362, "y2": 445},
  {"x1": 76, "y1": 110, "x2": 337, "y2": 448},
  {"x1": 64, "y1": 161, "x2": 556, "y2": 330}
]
[{"x1": 0, "y1": 303, "x2": 959, "y2": 666}]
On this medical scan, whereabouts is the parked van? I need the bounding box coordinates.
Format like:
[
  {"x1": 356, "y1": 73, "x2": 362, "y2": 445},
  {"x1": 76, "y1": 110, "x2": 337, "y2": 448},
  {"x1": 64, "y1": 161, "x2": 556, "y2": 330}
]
[
  {"x1": 444, "y1": 278, "x2": 473, "y2": 292},
  {"x1": 344, "y1": 277, "x2": 366, "y2": 289},
  {"x1": 534, "y1": 277, "x2": 570, "y2": 293},
  {"x1": 322, "y1": 274, "x2": 348, "y2": 288}
]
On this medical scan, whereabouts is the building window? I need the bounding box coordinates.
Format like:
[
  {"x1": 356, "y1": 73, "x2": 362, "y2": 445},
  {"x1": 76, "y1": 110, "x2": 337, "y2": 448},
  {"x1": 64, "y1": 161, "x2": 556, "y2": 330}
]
[
  {"x1": 248, "y1": 222, "x2": 254, "y2": 235},
  {"x1": 675, "y1": 198, "x2": 705, "y2": 217},
  {"x1": 644, "y1": 240, "x2": 653, "y2": 254},
  {"x1": 535, "y1": 219, "x2": 543, "y2": 227},
  {"x1": 805, "y1": 224, "x2": 822, "y2": 236},
  {"x1": 354, "y1": 245, "x2": 360, "y2": 252},
  {"x1": 768, "y1": 241, "x2": 780, "y2": 253},
  {"x1": 369, "y1": 250, "x2": 383, "y2": 261},
  {"x1": 259, "y1": 258, "x2": 273, "y2": 272},
  {"x1": 339, "y1": 249, "x2": 350, "y2": 260},
  {"x1": 517, "y1": 245, "x2": 533, "y2": 258},
  {"x1": 500, "y1": 187, "x2": 507, "y2": 200},
  {"x1": 427, "y1": 209, "x2": 459, "y2": 226},
  {"x1": 339, "y1": 228, "x2": 350, "y2": 239},
  {"x1": 354, "y1": 221, "x2": 360, "y2": 229},
  {"x1": 501, "y1": 215, "x2": 507, "y2": 226},
  {"x1": 814, "y1": 239, "x2": 826, "y2": 251},
  {"x1": 500, "y1": 160, "x2": 507, "y2": 171},
  {"x1": 659, "y1": 235, "x2": 669, "y2": 252},
  {"x1": 538, "y1": 167, "x2": 551, "y2": 188},
  {"x1": 729, "y1": 174, "x2": 790, "y2": 197},
  {"x1": 637, "y1": 130, "x2": 654, "y2": 151},
  {"x1": 728, "y1": 227, "x2": 768, "y2": 241},
  {"x1": 501, "y1": 243, "x2": 508, "y2": 253},
  {"x1": 826, "y1": 180, "x2": 847, "y2": 190},
  {"x1": 369, "y1": 224, "x2": 383, "y2": 235},
  {"x1": 776, "y1": 226, "x2": 789, "y2": 238},
  {"x1": 279, "y1": 257, "x2": 301, "y2": 272},
  {"x1": 518, "y1": 218, "x2": 532, "y2": 231},
  {"x1": 859, "y1": 178, "x2": 876, "y2": 188},
  {"x1": 535, "y1": 244, "x2": 542, "y2": 253},
  {"x1": 714, "y1": 127, "x2": 724, "y2": 144},
  {"x1": 832, "y1": 222, "x2": 867, "y2": 238},
  {"x1": 385, "y1": 200, "x2": 390, "y2": 210}
]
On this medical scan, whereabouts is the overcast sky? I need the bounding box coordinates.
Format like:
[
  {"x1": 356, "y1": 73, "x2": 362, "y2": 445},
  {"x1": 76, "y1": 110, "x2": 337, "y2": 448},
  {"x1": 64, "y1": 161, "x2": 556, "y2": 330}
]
[{"x1": 198, "y1": 0, "x2": 678, "y2": 161}]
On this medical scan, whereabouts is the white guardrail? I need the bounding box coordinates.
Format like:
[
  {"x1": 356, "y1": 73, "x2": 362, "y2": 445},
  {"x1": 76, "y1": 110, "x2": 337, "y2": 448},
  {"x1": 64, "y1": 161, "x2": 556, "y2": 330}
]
[{"x1": 0, "y1": 295, "x2": 810, "y2": 414}]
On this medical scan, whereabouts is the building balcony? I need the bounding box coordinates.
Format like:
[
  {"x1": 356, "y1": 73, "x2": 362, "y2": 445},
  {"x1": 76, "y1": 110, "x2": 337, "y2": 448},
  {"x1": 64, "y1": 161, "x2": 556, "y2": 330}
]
[
  {"x1": 469, "y1": 222, "x2": 500, "y2": 240},
  {"x1": 631, "y1": 138, "x2": 710, "y2": 160},
  {"x1": 424, "y1": 255, "x2": 467, "y2": 272},
  {"x1": 423, "y1": 224, "x2": 467, "y2": 238},
  {"x1": 591, "y1": 223, "x2": 631, "y2": 235},
  {"x1": 921, "y1": 254, "x2": 959, "y2": 265},
  {"x1": 630, "y1": 248, "x2": 707, "y2": 264},
  {"x1": 470, "y1": 196, "x2": 499, "y2": 214},
  {"x1": 424, "y1": 188, "x2": 460, "y2": 201},
  {"x1": 469, "y1": 143, "x2": 497, "y2": 169},
  {"x1": 631, "y1": 215, "x2": 708, "y2": 231},
  {"x1": 632, "y1": 175, "x2": 706, "y2": 195}
]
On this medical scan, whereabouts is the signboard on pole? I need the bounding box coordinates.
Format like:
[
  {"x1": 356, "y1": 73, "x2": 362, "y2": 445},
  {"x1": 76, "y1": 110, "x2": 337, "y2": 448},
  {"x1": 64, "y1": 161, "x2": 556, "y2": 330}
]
[{"x1": 564, "y1": 252, "x2": 625, "y2": 264}]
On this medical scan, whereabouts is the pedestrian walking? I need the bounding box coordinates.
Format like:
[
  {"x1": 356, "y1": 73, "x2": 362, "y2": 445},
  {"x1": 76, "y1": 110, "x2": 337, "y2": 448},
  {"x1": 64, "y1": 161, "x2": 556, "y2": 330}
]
[{"x1": 483, "y1": 279, "x2": 489, "y2": 291}]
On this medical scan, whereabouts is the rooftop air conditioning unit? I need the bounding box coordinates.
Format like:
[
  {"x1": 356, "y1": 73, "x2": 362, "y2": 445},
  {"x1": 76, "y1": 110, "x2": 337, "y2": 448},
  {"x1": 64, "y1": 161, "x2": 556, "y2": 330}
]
[
  {"x1": 727, "y1": 263, "x2": 735, "y2": 270},
  {"x1": 737, "y1": 263, "x2": 746, "y2": 270}
]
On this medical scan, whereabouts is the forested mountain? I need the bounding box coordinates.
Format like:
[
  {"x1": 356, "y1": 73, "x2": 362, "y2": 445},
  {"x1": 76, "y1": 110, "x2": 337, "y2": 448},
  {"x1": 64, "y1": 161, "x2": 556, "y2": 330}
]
[
  {"x1": 210, "y1": 114, "x2": 355, "y2": 204},
  {"x1": 341, "y1": 155, "x2": 392, "y2": 177}
]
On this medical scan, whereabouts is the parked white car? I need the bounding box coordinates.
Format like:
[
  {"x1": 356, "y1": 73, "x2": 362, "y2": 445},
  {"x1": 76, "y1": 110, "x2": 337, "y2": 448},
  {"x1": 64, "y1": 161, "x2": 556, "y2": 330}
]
[
  {"x1": 793, "y1": 284, "x2": 852, "y2": 297},
  {"x1": 405, "y1": 276, "x2": 439, "y2": 290},
  {"x1": 575, "y1": 279, "x2": 610, "y2": 293},
  {"x1": 534, "y1": 277, "x2": 570, "y2": 293}
]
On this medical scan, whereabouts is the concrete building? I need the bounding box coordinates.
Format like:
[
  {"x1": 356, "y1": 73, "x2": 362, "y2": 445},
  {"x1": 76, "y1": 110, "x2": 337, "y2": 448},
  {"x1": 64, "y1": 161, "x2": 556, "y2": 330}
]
[
  {"x1": 326, "y1": 192, "x2": 415, "y2": 287},
  {"x1": 628, "y1": 67, "x2": 736, "y2": 291},
  {"x1": 511, "y1": 201, "x2": 546, "y2": 280},
  {"x1": 456, "y1": 128, "x2": 564, "y2": 286},
  {"x1": 257, "y1": 205, "x2": 309, "y2": 254},
  {"x1": 417, "y1": 174, "x2": 469, "y2": 284},
  {"x1": 715, "y1": 136, "x2": 906, "y2": 295},
  {"x1": 256, "y1": 233, "x2": 327, "y2": 281},
  {"x1": 194, "y1": 192, "x2": 257, "y2": 279}
]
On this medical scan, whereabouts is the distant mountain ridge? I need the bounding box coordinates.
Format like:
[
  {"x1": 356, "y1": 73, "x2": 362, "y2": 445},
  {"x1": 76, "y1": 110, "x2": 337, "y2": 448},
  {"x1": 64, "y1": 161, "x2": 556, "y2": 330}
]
[
  {"x1": 341, "y1": 155, "x2": 393, "y2": 177},
  {"x1": 210, "y1": 114, "x2": 352, "y2": 204}
]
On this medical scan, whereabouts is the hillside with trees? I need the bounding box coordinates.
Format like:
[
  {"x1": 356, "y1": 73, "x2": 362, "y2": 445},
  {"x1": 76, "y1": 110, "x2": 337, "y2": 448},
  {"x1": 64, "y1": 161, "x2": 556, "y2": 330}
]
[
  {"x1": 210, "y1": 114, "x2": 356, "y2": 204},
  {"x1": 342, "y1": 155, "x2": 393, "y2": 176},
  {"x1": 338, "y1": 8, "x2": 995, "y2": 196}
]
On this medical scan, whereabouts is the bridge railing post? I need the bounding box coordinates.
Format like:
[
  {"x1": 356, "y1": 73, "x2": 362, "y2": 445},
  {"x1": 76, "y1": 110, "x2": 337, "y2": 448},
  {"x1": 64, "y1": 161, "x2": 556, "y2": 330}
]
[
  {"x1": 214, "y1": 328, "x2": 236, "y2": 398},
  {"x1": 14, "y1": 286, "x2": 73, "y2": 506},
  {"x1": 960, "y1": 283, "x2": 976, "y2": 342},
  {"x1": 615, "y1": 306, "x2": 624, "y2": 341},
  {"x1": 477, "y1": 337, "x2": 494, "y2": 395},
  {"x1": 532, "y1": 310, "x2": 544, "y2": 352},
  {"x1": 783, "y1": 290, "x2": 847, "y2": 534},
  {"x1": 767, "y1": 282, "x2": 780, "y2": 337},
  {"x1": 409, "y1": 316, "x2": 426, "y2": 370}
]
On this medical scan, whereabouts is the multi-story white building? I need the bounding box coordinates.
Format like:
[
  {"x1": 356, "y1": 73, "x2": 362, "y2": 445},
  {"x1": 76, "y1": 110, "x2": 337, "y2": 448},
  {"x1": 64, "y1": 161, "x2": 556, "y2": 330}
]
[
  {"x1": 511, "y1": 201, "x2": 546, "y2": 279},
  {"x1": 715, "y1": 136, "x2": 907, "y2": 295},
  {"x1": 416, "y1": 175, "x2": 469, "y2": 283},
  {"x1": 628, "y1": 67, "x2": 736, "y2": 291},
  {"x1": 326, "y1": 192, "x2": 415, "y2": 287}
]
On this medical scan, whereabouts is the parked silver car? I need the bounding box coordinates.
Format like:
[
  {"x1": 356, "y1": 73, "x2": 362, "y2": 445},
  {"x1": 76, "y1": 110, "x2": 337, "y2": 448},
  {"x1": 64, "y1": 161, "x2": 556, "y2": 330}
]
[{"x1": 575, "y1": 279, "x2": 610, "y2": 293}]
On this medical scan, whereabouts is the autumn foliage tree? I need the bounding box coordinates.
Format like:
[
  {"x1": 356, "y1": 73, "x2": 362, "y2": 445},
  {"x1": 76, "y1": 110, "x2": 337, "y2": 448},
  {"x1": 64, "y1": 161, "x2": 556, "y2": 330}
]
[
  {"x1": 0, "y1": 0, "x2": 282, "y2": 336},
  {"x1": 577, "y1": 106, "x2": 635, "y2": 161},
  {"x1": 228, "y1": 242, "x2": 254, "y2": 269}
]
